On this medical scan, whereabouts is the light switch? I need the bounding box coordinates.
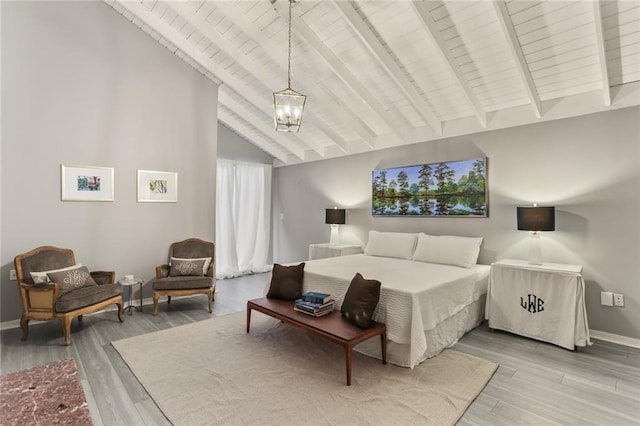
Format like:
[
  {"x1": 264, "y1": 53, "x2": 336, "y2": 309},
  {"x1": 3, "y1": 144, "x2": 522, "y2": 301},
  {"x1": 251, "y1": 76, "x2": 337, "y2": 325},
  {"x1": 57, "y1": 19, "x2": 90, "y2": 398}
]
[{"x1": 600, "y1": 291, "x2": 613, "y2": 306}]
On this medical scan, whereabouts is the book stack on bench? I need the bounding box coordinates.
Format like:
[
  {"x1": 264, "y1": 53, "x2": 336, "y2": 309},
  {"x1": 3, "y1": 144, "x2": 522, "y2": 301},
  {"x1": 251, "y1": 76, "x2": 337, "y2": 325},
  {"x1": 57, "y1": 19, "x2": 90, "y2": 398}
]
[{"x1": 294, "y1": 292, "x2": 335, "y2": 317}]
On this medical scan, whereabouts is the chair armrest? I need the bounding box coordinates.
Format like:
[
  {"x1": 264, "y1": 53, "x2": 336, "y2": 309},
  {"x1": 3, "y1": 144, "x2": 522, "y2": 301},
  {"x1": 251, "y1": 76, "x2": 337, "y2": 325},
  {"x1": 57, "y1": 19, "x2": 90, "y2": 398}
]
[
  {"x1": 91, "y1": 270, "x2": 115, "y2": 284},
  {"x1": 18, "y1": 282, "x2": 59, "y2": 317},
  {"x1": 206, "y1": 264, "x2": 215, "y2": 278},
  {"x1": 19, "y1": 281, "x2": 60, "y2": 301},
  {"x1": 156, "y1": 264, "x2": 170, "y2": 279},
  {"x1": 20, "y1": 281, "x2": 57, "y2": 292}
]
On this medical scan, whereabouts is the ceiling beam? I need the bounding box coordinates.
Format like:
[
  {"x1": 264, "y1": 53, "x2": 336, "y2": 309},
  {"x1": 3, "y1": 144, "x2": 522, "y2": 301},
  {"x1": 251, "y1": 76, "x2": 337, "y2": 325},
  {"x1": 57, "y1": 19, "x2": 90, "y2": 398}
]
[
  {"x1": 326, "y1": 87, "x2": 376, "y2": 145},
  {"x1": 310, "y1": 116, "x2": 350, "y2": 154},
  {"x1": 592, "y1": 0, "x2": 612, "y2": 106},
  {"x1": 411, "y1": 1, "x2": 487, "y2": 128},
  {"x1": 169, "y1": 1, "x2": 322, "y2": 158},
  {"x1": 492, "y1": 0, "x2": 542, "y2": 118},
  {"x1": 212, "y1": 1, "x2": 370, "y2": 150},
  {"x1": 278, "y1": 2, "x2": 413, "y2": 140},
  {"x1": 333, "y1": 0, "x2": 443, "y2": 136},
  {"x1": 218, "y1": 106, "x2": 290, "y2": 164}
]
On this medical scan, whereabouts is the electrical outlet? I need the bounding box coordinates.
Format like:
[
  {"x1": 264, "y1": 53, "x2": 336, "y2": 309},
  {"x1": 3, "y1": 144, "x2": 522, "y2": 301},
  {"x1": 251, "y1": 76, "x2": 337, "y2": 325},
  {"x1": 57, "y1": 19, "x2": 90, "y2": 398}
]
[
  {"x1": 614, "y1": 294, "x2": 624, "y2": 307},
  {"x1": 9, "y1": 269, "x2": 17, "y2": 281},
  {"x1": 600, "y1": 291, "x2": 613, "y2": 306}
]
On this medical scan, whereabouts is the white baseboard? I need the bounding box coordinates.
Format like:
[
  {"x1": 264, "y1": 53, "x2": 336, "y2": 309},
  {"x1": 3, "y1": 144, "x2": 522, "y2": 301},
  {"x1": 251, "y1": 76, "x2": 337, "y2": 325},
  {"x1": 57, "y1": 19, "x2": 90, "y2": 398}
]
[
  {"x1": 590, "y1": 329, "x2": 640, "y2": 349},
  {"x1": 0, "y1": 296, "x2": 156, "y2": 331},
  {"x1": 4, "y1": 309, "x2": 638, "y2": 350},
  {"x1": 1, "y1": 318, "x2": 27, "y2": 331}
]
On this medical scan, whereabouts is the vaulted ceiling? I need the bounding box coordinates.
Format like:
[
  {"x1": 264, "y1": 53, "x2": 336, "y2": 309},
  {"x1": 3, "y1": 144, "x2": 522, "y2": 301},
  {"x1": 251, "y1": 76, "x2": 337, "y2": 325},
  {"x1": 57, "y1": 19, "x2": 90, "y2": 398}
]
[{"x1": 105, "y1": 0, "x2": 640, "y2": 166}]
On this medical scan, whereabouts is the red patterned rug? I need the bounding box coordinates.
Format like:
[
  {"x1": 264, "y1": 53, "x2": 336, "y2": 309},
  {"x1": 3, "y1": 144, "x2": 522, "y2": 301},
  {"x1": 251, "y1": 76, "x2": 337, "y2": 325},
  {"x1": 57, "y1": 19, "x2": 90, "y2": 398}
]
[{"x1": 0, "y1": 358, "x2": 92, "y2": 425}]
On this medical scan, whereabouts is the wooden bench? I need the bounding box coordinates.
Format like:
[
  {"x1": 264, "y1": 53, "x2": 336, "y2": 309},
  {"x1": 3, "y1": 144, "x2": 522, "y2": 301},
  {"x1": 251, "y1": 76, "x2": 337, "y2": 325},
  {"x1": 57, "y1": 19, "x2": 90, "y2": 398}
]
[{"x1": 246, "y1": 297, "x2": 386, "y2": 385}]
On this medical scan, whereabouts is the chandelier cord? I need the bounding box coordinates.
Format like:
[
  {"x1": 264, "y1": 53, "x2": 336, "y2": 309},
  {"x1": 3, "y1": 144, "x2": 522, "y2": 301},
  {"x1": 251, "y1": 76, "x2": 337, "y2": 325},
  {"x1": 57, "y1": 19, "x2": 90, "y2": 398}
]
[{"x1": 287, "y1": 0, "x2": 292, "y2": 89}]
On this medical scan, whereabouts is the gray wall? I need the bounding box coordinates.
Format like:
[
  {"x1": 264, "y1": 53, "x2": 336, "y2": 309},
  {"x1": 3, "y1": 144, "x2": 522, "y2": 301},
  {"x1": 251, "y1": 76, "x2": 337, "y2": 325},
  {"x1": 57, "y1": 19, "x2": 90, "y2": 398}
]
[
  {"x1": 273, "y1": 107, "x2": 640, "y2": 339},
  {"x1": 218, "y1": 123, "x2": 274, "y2": 165},
  {"x1": 1, "y1": 1, "x2": 218, "y2": 322}
]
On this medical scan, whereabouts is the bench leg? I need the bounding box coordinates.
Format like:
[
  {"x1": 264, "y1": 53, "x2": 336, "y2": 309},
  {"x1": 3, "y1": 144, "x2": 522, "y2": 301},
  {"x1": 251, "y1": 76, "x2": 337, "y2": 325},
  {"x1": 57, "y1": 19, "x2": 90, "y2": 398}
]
[
  {"x1": 344, "y1": 346, "x2": 352, "y2": 386},
  {"x1": 381, "y1": 331, "x2": 387, "y2": 365},
  {"x1": 246, "y1": 306, "x2": 252, "y2": 333}
]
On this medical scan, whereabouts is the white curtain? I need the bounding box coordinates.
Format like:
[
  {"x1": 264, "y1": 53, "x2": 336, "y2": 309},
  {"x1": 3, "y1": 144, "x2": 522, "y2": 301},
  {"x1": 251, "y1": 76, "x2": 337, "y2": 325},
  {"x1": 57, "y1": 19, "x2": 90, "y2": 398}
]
[{"x1": 215, "y1": 159, "x2": 272, "y2": 279}]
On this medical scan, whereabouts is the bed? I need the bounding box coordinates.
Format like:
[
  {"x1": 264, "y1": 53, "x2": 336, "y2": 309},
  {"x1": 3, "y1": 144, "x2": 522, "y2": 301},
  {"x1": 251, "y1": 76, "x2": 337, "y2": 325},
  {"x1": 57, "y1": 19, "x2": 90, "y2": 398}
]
[{"x1": 299, "y1": 231, "x2": 490, "y2": 368}]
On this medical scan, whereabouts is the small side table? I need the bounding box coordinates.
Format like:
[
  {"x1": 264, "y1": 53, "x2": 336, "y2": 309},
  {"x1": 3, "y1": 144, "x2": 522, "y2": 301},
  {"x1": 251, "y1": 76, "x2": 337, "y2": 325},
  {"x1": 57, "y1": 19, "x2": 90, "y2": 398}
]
[
  {"x1": 486, "y1": 259, "x2": 590, "y2": 350},
  {"x1": 118, "y1": 277, "x2": 144, "y2": 315},
  {"x1": 308, "y1": 243, "x2": 363, "y2": 260}
]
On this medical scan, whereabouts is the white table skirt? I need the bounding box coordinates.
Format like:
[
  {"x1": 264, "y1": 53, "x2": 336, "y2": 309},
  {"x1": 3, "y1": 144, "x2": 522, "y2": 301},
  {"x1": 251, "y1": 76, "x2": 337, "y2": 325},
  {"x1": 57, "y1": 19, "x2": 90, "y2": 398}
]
[{"x1": 486, "y1": 261, "x2": 591, "y2": 350}]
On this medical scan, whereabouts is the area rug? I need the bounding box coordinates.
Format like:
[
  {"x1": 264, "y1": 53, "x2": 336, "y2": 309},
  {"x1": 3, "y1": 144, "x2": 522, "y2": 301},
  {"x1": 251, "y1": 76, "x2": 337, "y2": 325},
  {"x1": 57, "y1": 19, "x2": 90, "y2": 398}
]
[
  {"x1": 112, "y1": 311, "x2": 497, "y2": 425},
  {"x1": 0, "y1": 358, "x2": 92, "y2": 426}
]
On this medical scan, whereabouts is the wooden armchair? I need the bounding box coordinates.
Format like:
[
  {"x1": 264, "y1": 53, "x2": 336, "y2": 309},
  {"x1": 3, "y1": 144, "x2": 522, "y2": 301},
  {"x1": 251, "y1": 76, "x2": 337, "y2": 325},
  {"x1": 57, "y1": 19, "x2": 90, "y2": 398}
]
[
  {"x1": 153, "y1": 238, "x2": 215, "y2": 315},
  {"x1": 14, "y1": 246, "x2": 124, "y2": 345}
]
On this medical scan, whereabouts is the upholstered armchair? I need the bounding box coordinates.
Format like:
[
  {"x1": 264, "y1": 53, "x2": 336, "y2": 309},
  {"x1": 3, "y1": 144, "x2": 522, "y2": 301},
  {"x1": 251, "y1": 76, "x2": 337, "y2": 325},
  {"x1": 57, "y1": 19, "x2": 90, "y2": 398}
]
[
  {"x1": 153, "y1": 238, "x2": 215, "y2": 316},
  {"x1": 13, "y1": 246, "x2": 124, "y2": 345}
]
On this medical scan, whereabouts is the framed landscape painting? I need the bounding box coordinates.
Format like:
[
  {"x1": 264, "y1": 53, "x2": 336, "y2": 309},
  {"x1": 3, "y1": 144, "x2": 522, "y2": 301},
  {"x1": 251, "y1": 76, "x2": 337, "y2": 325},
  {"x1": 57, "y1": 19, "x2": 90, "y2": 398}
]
[
  {"x1": 61, "y1": 164, "x2": 114, "y2": 201},
  {"x1": 137, "y1": 170, "x2": 178, "y2": 203},
  {"x1": 372, "y1": 157, "x2": 487, "y2": 217}
]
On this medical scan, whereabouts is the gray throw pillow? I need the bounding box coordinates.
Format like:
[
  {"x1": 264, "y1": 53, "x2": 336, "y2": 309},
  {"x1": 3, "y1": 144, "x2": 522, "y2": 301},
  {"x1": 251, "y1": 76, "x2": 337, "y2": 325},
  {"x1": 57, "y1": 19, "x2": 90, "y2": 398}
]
[
  {"x1": 47, "y1": 265, "x2": 98, "y2": 296},
  {"x1": 266, "y1": 263, "x2": 305, "y2": 300},
  {"x1": 341, "y1": 273, "x2": 381, "y2": 329},
  {"x1": 170, "y1": 258, "x2": 207, "y2": 277}
]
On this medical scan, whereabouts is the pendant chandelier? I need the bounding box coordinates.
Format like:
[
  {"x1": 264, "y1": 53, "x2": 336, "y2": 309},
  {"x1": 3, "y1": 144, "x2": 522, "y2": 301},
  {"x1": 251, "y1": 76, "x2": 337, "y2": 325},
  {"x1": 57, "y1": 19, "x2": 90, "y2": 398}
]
[{"x1": 273, "y1": 0, "x2": 306, "y2": 132}]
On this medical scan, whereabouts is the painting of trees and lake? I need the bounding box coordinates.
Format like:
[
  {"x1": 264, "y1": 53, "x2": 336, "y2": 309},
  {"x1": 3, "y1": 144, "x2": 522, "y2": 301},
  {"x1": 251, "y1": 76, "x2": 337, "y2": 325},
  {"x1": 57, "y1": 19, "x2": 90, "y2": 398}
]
[{"x1": 372, "y1": 157, "x2": 487, "y2": 217}]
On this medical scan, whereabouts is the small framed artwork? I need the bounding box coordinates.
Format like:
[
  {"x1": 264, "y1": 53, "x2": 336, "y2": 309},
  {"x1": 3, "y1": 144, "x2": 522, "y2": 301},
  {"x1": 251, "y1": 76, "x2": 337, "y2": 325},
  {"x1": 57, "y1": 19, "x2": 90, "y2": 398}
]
[
  {"x1": 137, "y1": 170, "x2": 178, "y2": 203},
  {"x1": 61, "y1": 164, "x2": 114, "y2": 201}
]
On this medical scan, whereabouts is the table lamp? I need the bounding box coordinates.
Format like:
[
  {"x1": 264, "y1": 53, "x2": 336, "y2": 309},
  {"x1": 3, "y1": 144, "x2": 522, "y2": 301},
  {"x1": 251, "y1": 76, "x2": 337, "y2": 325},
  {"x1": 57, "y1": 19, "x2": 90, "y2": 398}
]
[
  {"x1": 517, "y1": 204, "x2": 555, "y2": 265},
  {"x1": 326, "y1": 207, "x2": 346, "y2": 246}
]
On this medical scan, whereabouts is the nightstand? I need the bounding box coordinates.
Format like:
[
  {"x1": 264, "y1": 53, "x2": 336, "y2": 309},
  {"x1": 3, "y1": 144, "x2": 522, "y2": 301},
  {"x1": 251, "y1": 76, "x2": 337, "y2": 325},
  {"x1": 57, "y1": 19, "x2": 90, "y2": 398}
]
[
  {"x1": 486, "y1": 258, "x2": 591, "y2": 350},
  {"x1": 308, "y1": 243, "x2": 363, "y2": 260}
]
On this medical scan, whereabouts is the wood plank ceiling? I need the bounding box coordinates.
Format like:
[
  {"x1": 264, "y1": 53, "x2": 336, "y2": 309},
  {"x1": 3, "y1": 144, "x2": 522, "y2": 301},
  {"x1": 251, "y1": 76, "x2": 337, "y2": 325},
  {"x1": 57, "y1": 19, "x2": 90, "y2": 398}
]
[{"x1": 105, "y1": 0, "x2": 640, "y2": 166}]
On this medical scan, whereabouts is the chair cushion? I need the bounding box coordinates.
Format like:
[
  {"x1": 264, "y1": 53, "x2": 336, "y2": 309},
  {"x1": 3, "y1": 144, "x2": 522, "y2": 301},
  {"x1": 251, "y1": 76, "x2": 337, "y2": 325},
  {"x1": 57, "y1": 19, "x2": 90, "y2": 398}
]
[
  {"x1": 153, "y1": 276, "x2": 214, "y2": 291},
  {"x1": 341, "y1": 273, "x2": 381, "y2": 329},
  {"x1": 47, "y1": 265, "x2": 97, "y2": 296},
  {"x1": 266, "y1": 263, "x2": 305, "y2": 301},
  {"x1": 55, "y1": 283, "x2": 122, "y2": 313}
]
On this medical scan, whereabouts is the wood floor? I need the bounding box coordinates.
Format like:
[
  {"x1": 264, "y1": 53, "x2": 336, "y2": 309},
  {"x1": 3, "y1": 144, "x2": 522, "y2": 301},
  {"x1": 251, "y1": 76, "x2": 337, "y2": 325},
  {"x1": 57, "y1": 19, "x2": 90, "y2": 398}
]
[{"x1": 1, "y1": 273, "x2": 638, "y2": 425}]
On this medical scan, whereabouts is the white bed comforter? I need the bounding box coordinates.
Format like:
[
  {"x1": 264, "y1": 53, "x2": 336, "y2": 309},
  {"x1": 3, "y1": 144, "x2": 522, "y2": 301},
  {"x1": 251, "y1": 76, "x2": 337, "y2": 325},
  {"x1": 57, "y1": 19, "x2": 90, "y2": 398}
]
[{"x1": 301, "y1": 254, "x2": 490, "y2": 367}]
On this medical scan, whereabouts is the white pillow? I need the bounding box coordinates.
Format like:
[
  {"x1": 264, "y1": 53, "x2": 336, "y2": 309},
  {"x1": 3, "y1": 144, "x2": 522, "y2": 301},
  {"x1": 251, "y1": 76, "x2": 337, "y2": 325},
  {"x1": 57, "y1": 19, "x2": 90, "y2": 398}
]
[
  {"x1": 30, "y1": 263, "x2": 82, "y2": 284},
  {"x1": 170, "y1": 257, "x2": 212, "y2": 275},
  {"x1": 364, "y1": 231, "x2": 418, "y2": 259},
  {"x1": 412, "y1": 233, "x2": 482, "y2": 268}
]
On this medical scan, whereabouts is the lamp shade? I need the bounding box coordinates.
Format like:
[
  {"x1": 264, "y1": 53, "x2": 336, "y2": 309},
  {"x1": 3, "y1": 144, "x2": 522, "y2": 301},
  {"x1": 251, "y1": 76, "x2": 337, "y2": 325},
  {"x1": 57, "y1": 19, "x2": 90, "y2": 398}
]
[
  {"x1": 325, "y1": 208, "x2": 346, "y2": 225},
  {"x1": 517, "y1": 206, "x2": 555, "y2": 231}
]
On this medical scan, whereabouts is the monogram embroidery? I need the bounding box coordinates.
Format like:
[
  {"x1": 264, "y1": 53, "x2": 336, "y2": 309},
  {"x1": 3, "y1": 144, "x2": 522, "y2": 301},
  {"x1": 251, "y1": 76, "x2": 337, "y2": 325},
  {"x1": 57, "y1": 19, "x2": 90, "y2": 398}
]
[
  {"x1": 520, "y1": 294, "x2": 545, "y2": 313},
  {"x1": 175, "y1": 261, "x2": 200, "y2": 275},
  {"x1": 63, "y1": 270, "x2": 91, "y2": 289}
]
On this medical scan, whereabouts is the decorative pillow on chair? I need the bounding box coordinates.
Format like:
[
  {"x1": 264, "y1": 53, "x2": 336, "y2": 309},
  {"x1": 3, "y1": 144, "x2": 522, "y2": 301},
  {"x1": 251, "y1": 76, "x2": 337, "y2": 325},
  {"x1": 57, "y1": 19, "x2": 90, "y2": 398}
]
[
  {"x1": 47, "y1": 265, "x2": 97, "y2": 296},
  {"x1": 31, "y1": 263, "x2": 83, "y2": 284},
  {"x1": 169, "y1": 258, "x2": 208, "y2": 277},
  {"x1": 341, "y1": 273, "x2": 381, "y2": 329},
  {"x1": 170, "y1": 257, "x2": 212, "y2": 276},
  {"x1": 266, "y1": 263, "x2": 305, "y2": 300}
]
